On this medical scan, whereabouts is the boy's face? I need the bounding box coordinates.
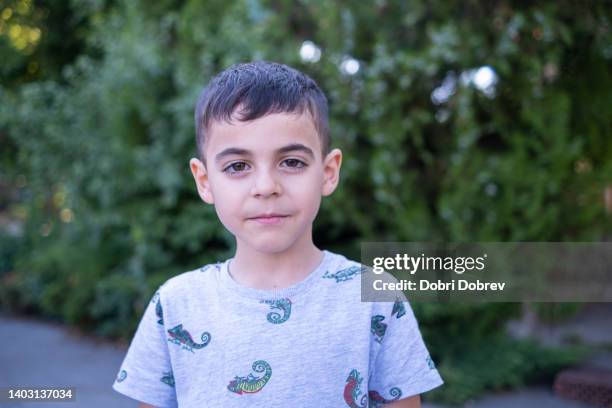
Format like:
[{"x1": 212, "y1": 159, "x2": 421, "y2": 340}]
[{"x1": 189, "y1": 111, "x2": 342, "y2": 255}]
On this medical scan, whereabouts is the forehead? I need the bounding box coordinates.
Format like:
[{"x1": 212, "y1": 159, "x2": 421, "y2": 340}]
[{"x1": 204, "y1": 111, "x2": 322, "y2": 160}]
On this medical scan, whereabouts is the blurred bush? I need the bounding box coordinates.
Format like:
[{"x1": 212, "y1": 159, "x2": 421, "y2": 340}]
[{"x1": 1, "y1": 0, "x2": 610, "y2": 403}]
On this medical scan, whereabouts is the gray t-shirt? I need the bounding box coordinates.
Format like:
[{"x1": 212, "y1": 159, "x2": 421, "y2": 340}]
[{"x1": 112, "y1": 249, "x2": 443, "y2": 407}]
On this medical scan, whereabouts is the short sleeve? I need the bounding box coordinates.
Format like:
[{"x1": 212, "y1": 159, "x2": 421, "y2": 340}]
[
  {"x1": 368, "y1": 294, "x2": 443, "y2": 404},
  {"x1": 112, "y1": 288, "x2": 177, "y2": 408}
]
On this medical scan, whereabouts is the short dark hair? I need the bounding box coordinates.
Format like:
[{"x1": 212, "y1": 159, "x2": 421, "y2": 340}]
[{"x1": 194, "y1": 61, "x2": 330, "y2": 164}]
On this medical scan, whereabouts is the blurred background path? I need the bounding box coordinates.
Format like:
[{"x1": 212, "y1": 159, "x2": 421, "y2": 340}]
[{"x1": 0, "y1": 313, "x2": 135, "y2": 408}]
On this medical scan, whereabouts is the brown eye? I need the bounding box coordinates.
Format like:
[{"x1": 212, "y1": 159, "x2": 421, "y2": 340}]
[
  {"x1": 282, "y1": 159, "x2": 306, "y2": 168},
  {"x1": 223, "y1": 162, "x2": 250, "y2": 174}
]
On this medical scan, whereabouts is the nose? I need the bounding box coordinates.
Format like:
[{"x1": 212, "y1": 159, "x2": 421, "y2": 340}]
[{"x1": 250, "y1": 168, "x2": 283, "y2": 198}]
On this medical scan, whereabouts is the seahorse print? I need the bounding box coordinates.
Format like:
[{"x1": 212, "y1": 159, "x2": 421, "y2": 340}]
[
  {"x1": 343, "y1": 369, "x2": 367, "y2": 408},
  {"x1": 167, "y1": 324, "x2": 211, "y2": 353},
  {"x1": 368, "y1": 387, "x2": 402, "y2": 407},
  {"x1": 116, "y1": 369, "x2": 127, "y2": 383},
  {"x1": 322, "y1": 265, "x2": 364, "y2": 283},
  {"x1": 391, "y1": 298, "x2": 406, "y2": 319},
  {"x1": 227, "y1": 360, "x2": 272, "y2": 395},
  {"x1": 161, "y1": 371, "x2": 175, "y2": 388},
  {"x1": 371, "y1": 315, "x2": 387, "y2": 344},
  {"x1": 260, "y1": 298, "x2": 292, "y2": 324}
]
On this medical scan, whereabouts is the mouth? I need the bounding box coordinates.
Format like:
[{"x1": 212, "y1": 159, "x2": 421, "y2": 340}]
[{"x1": 247, "y1": 214, "x2": 290, "y2": 225}]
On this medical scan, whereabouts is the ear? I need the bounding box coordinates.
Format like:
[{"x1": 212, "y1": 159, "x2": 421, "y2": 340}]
[
  {"x1": 322, "y1": 148, "x2": 342, "y2": 197},
  {"x1": 189, "y1": 158, "x2": 214, "y2": 204}
]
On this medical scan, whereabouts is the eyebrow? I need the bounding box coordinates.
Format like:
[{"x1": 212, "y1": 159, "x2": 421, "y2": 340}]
[{"x1": 214, "y1": 143, "x2": 315, "y2": 164}]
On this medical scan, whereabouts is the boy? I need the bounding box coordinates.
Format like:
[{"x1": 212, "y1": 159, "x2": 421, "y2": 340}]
[{"x1": 112, "y1": 61, "x2": 443, "y2": 407}]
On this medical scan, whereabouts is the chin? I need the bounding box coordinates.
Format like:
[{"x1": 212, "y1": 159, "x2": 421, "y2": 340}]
[
  {"x1": 249, "y1": 238, "x2": 298, "y2": 255},
  {"x1": 254, "y1": 243, "x2": 294, "y2": 254}
]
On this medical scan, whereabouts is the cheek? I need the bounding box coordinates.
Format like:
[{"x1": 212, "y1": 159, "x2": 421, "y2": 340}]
[
  {"x1": 290, "y1": 179, "x2": 323, "y2": 215},
  {"x1": 213, "y1": 203, "x2": 243, "y2": 237},
  {"x1": 211, "y1": 188, "x2": 241, "y2": 224}
]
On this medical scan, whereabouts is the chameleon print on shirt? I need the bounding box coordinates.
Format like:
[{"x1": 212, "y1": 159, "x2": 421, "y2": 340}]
[
  {"x1": 343, "y1": 369, "x2": 367, "y2": 408},
  {"x1": 161, "y1": 371, "x2": 175, "y2": 388},
  {"x1": 227, "y1": 360, "x2": 272, "y2": 395},
  {"x1": 116, "y1": 369, "x2": 127, "y2": 383},
  {"x1": 368, "y1": 387, "x2": 402, "y2": 407},
  {"x1": 156, "y1": 300, "x2": 164, "y2": 325},
  {"x1": 199, "y1": 264, "x2": 214, "y2": 273},
  {"x1": 426, "y1": 355, "x2": 436, "y2": 369},
  {"x1": 322, "y1": 266, "x2": 363, "y2": 283},
  {"x1": 391, "y1": 298, "x2": 406, "y2": 319},
  {"x1": 167, "y1": 324, "x2": 211, "y2": 353},
  {"x1": 371, "y1": 315, "x2": 387, "y2": 344},
  {"x1": 260, "y1": 298, "x2": 292, "y2": 324}
]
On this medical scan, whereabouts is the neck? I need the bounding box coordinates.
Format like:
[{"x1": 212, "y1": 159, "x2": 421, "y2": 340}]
[{"x1": 229, "y1": 235, "x2": 324, "y2": 290}]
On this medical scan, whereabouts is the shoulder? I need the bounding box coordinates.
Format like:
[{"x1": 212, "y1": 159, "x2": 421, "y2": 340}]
[
  {"x1": 320, "y1": 250, "x2": 368, "y2": 284},
  {"x1": 319, "y1": 251, "x2": 389, "y2": 313},
  {"x1": 322, "y1": 251, "x2": 401, "y2": 296},
  {"x1": 323, "y1": 250, "x2": 399, "y2": 279},
  {"x1": 157, "y1": 261, "x2": 221, "y2": 299},
  {"x1": 326, "y1": 251, "x2": 414, "y2": 316}
]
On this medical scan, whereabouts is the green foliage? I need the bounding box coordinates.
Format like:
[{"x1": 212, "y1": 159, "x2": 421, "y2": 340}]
[
  {"x1": 427, "y1": 334, "x2": 589, "y2": 404},
  {"x1": 414, "y1": 301, "x2": 587, "y2": 403},
  {"x1": 1, "y1": 0, "x2": 610, "y2": 404}
]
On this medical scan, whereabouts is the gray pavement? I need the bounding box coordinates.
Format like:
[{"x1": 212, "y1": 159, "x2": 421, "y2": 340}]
[
  {"x1": 507, "y1": 303, "x2": 612, "y2": 347},
  {"x1": 0, "y1": 311, "x2": 605, "y2": 408},
  {"x1": 425, "y1": 387, "x2": 595, "y2": 408},
  {"x1": 0, "y1": 313, "x2": 137, "y2": 408}
]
